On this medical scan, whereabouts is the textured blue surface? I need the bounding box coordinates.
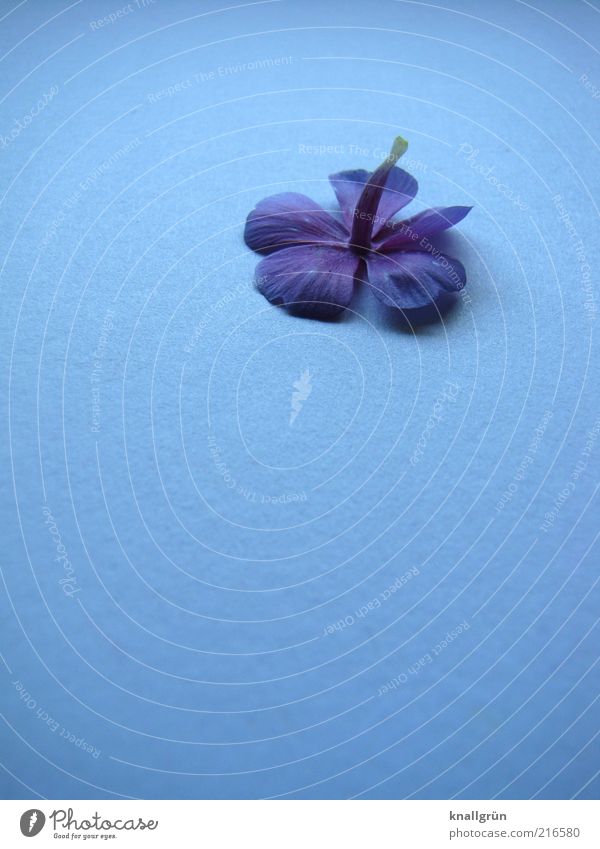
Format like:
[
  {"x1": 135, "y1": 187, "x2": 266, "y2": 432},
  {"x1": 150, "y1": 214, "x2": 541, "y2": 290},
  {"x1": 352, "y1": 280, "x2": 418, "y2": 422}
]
[{"x1": 1, "y1": 0, "x2": 599, "y2": 800}]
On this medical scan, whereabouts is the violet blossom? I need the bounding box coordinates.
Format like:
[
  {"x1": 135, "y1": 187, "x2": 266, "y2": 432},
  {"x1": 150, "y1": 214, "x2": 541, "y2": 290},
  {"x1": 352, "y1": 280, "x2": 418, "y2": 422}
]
[{"x1": 244, "y1": 137, "x2": 472, "y2": 321}]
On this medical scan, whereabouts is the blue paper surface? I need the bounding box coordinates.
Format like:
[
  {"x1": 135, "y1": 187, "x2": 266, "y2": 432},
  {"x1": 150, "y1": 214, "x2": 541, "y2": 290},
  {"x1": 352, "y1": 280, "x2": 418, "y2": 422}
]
[{"x1": 1, "y1": 0, "x2": 599, "y2": 799}]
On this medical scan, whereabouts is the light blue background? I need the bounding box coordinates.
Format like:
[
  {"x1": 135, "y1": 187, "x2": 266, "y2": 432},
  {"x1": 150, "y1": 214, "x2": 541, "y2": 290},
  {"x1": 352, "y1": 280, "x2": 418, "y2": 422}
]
[{"x1": 1, "y1": 0, "x2": 599, "y2": 799}]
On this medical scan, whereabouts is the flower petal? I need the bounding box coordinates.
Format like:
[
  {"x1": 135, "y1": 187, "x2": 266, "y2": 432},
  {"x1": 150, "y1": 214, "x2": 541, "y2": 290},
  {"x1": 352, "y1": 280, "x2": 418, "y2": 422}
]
[
  {"x1": 328, "y1": 169, "x2": 370, "y2": 229},
  {"x1": 366, "y1": 249, "x2": 466, "y2": 310},
  {"x1": 255, "y1": 244, "x2": 359, "y2": 319},
  {"x1": 350, "y1": 136, "x2": 414, "y2": 249},
  {"x1": 378, "y1": 206, "x2": 472, "y2": 250},
  {"x1": 244, "y1": 192, "x2": 348, "y2": 255},
  {"x1": 331, "y1": 166, "x2": 418, "y2": 236}
]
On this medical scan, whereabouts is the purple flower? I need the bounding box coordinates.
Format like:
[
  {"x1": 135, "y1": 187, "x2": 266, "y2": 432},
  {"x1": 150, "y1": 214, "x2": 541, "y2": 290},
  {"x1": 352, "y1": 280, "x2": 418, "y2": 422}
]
[{"x1": 244, "y1": 137, "x2": 472, "y2": 321}]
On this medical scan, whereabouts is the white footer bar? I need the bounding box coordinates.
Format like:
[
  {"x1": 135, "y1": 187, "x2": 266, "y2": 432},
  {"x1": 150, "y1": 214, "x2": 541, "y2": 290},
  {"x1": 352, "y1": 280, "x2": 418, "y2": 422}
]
[{"x1": 1, "y1": 800, "x2": 598, "y2": 848}]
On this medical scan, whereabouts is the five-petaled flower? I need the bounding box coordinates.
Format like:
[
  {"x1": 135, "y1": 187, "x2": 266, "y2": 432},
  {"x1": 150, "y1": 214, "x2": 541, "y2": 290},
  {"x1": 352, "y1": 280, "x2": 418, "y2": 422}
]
[{"x1": 244, "y1": 137, "x2": 472, "y2": 321}]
